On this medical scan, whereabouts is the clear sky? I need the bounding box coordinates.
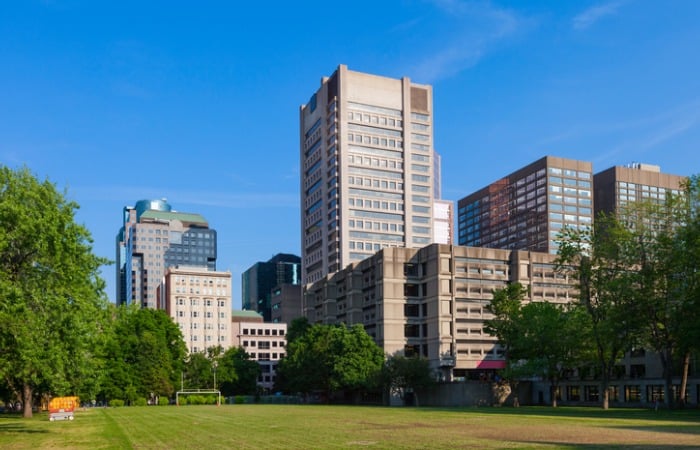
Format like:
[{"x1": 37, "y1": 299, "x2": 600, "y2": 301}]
[{"x1": 2, "y1": 1, "x2": 699, "y2": 308}]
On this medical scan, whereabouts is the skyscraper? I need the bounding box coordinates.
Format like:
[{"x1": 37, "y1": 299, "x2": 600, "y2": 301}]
[
  {"x1": 300, "y1": 65, "x2": 438, "y2": 284},
  {"x1": 593, "y1": 163, "x2": 685, "y2": 218},
  {"x1": 457, "y1": 156, "x2": 593, "y2": 254},
  {"x1": 116, "y1": 199, "x2": 217, "y2": 308},
  {"x1": 241, "y1": 253, "x2": 301, "y2": 321}
]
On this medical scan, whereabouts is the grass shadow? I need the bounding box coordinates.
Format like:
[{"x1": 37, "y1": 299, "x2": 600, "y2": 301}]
[{"x1": 0, "y1": 423, "x2": 49, "y2": 434}]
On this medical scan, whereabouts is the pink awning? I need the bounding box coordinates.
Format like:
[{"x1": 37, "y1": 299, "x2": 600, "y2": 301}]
[{"x1": 476, "y1": 360, "x2": 506, "y2": 369}]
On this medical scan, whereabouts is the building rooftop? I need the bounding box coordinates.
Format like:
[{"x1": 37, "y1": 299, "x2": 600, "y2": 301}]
[
  {"x1": 139, "y1": 210, "x2": 209, "y2": 226},
  {"x1": 231, "y1": 310, "x2": 265, "y2": 322}
]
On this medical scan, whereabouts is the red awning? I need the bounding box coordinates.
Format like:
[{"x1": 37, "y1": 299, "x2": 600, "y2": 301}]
[{"x1": 476, "y1": 360, "x2": 506, "y2": 369}]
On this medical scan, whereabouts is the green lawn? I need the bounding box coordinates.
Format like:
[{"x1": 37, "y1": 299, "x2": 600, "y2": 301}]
[{"x1": 1, "y1": 405, "x2": 699, "y2": 449}]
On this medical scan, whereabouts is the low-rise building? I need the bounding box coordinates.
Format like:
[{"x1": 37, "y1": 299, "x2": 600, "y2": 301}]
[
  {"x1": 304, "y1": 243, "x2": 576, "y2": 381},
  {"x1": 231, "y1": 311, "x2": 287, "y2": 393}
]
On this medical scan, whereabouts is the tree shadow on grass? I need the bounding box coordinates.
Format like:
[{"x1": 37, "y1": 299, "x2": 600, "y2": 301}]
[
  {"x1": 422, "y1": 405, "x2": 700, "y2": 423},
  {"x1": 527, "y1": 441, "x2": 700, "y2": 449},
  {"x1": 0, "y1": 423, "x2": 49, "y2": 434},
  {"x1": 612, "y1": 424, "x2": 700, "y2": 437}
]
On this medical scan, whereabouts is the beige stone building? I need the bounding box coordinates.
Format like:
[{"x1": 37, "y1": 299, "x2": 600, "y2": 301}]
[
  {"x1": 231, "y1": 311, "x2": 287, "y2": 393},
  {"x1": 162, "y1": 266, "x2": 232, "y2": 354},
  {"x1": 300, "y1": 65, "x2": 439, "y2": 285},
  {"x1": 304, "y1": 243, "x2": 576, "y2": 381}
]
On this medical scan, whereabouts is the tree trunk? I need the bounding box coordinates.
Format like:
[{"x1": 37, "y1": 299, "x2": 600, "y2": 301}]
[
  {"x1": 601, "y1": 378, "x2": 610, "y2": 410},
  {"x1": 662, "y1": 347, "x2": 674, "y2": 409},
  {"x1": 679, "y1": 351, "x2": 690, "y2": 408},
  {"x1": 551, "y1": 383, "x2": 557, "y2": 408},
  {"x1": 22, "y1": 383, "x2": 33, "y2": 419}
]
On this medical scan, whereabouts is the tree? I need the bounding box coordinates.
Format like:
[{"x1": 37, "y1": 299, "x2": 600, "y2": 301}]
[
  {"x1": 557, "y1": 215, "x2": 647, "y2": 409},
  {"x1": 0, "y1": 166, "x2": 109, "y2": 418},
  {"x1": 628, "y1": 176, "x2": 700, "y2": 407},
  {"x1": 485, "y1": 283, "x2": 591, "y2": 407},
  {"x1": 484, "y1": 283, "x2": 528, "y2": 365},
  {"x1": 100, "y1": 305, "x2": 186, "y2": 403},
  {"x1": 512, "y1": 301, "x2": 590, "y2": 407},
  {"x1": 276, "y1": 323, "x2": 384, "y2": 401},
  {"x1": 286, "y1": 316, "x2": 311, "y2": 343},
  {"x1": 217, "y1": 346, "x2": 260, "y2": 396},
  {"x1": 381, "y1": 354, "x2": 434, "y2": 406},
  {"x1": 673, "y1": 178, "x2": 700, "y2": 405}
]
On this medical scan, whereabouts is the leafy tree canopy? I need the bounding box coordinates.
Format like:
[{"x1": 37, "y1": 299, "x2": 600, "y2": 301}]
[{"x1": 0, "y1": 166, "x2": 110, "y2": 418}]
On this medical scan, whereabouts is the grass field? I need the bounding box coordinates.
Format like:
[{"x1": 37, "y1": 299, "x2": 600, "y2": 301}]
[{"x1": 1, "y1": 404, "x2": 699, "y2": 449}]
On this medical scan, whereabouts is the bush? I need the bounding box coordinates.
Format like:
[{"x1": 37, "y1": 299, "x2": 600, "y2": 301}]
[
  {"x1": 109, "y1": 399, "x2": 125, "y2": 407},
  {"x1": 234, "y1": 395, "x2": 246, "y2": 404},
  {"x1": 188, "y1": 395, "x2": 205, "y2": 405},
  {"x1": 158, "y1": 397, "x2": 170, "y2": 406},
  {"x1": 134, "y1": 398, "x2": 148, "y2": 407},
  {"x1": 178, "y1": 397, "x2": 188, "y2": 405}
]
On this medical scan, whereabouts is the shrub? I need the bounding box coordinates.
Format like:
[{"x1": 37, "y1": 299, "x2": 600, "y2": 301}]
[
  {"x1": 188, "y1": 395, "x2": 205, "y2": 405},
  {"x1": 234, "y1": 395, "x2": 246, "y2": 404},
  {"x1": 158, "y1": 397, "x2": 170, "y2": 406},
  {"x1": 178, "y1": 397, "x2": 188, "y2": 405},
  {"x1": 109, "y1": 399, "x2": 125, "y2": 407},
  {"x1": 134, "y1": 398, "x2": 148, "y2": 407}
]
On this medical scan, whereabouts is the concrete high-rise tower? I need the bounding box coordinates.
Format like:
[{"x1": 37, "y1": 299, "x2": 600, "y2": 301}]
[
  {"x1": 116, "y1": 199, "x2": 217, "y2": 308},
  {"x1": 300, "y1": 65, "x2": 437, "y2": 284}
]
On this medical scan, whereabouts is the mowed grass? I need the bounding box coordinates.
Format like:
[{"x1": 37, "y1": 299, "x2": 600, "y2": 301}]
[{"x1": 1, "y1": 404, "x2": 699, "y2": 449}]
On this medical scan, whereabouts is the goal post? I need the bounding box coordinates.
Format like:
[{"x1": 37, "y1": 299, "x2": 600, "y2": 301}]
[{"x1": 176, "y1": 389, "x2": 221, "y2": 406}]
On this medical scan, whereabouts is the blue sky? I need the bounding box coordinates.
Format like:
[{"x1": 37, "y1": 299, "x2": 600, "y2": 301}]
[{"x1": 2, "y1": 1, "x2": 699, "y2": 308}]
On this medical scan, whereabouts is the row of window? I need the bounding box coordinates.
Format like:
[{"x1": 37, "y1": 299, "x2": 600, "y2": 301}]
[
  {"x1": 348, "y1": 111, "x2": 403, "y2": 125},
  {"x1": 558, "y1": 384, "x2": 684, "y2": 403},
  {"x1": 549, "y1": 167, "x2": 591, "y2": 179},
  {"x1": 188, "y1": 334, "x2": 227, "y2": 342},
  {"x1": 349, "y1": 219, "x2": 404, "y2": 232},
  {"x1": 348, "y1": 133, "x2": 402, "y2": 149},
  {"x1": 177, "y1": 311, "x2": 227, "y2": 318},
  {"x1": 178, "y1": 322, "x2": 226, "y2": 330},
  {"x1": 175, "y1": 298, "x2": 227, "y2": 307},
  {"x1": 133, "y1": 228, "x2": 169, "y2": 235},
  {"x1": 241, "y1": 328, "x2": 285, "y2": 336},
  {"x1": 242, "y1": 340, "x2": 285, "y2": 348},
  {"x1": 177, "y1": 288, "x2": 226, "y2": 296},
  {"x1": 248, "y1": 352, "x2": 284, "y2": 361},
  {"x1": 172, "y1": 276, "x2": 227, "y2": 286},
  {"x1": 349, "y1": 154, "x2": 405, "y2": 170}
]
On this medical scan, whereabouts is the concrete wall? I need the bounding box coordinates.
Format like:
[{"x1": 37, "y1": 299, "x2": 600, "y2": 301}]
[{"x1": 414, "y1": 381, "x2": 532, "y2": 407}]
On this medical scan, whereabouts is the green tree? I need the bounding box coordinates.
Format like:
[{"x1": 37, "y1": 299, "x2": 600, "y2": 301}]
[
  {"x1": 276, "y1": 323, "x2": 383, "y2": 401},
  {"x1": 627, "y1": 177, "x2": 700, "y2": 407},
  {"x1": 557, "y1": 216, "x2": 647, "y2": 409},
  {"x1": 673, "y1": 177, "x2": 700, "y2": 405},
  {"x1": 286, "y1": 316, "x2": 311, "y2": 343},
  {"x1": 183, "y1": 351, "x2": 214, "y2": 390},
  {"x1": 217, "y1": 346, "x2": 260, "y2": 396},
  {"x1": 100, "y1": 305, "x2": 186, "y2": 403},
  {"x1": 511, "y1": 301, "x2": 590, "y2": 407},
  {"x1": 485, "y1": 283, "x2": 591, "y2": 407},
  {"x1": 381, "y1": 354, "x2": 434, "y2": 406},
  {"x1": 0, "y1": 166, "x2": 109, "y2": 418},
  {"x1": 484, "y1": 283, "x2": 528, "y2": 365}
]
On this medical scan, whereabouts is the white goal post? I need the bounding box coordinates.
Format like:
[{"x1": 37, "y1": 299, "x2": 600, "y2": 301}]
[{"x1": 176, "y1": 389, "x2": 221, "y2": 406}]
